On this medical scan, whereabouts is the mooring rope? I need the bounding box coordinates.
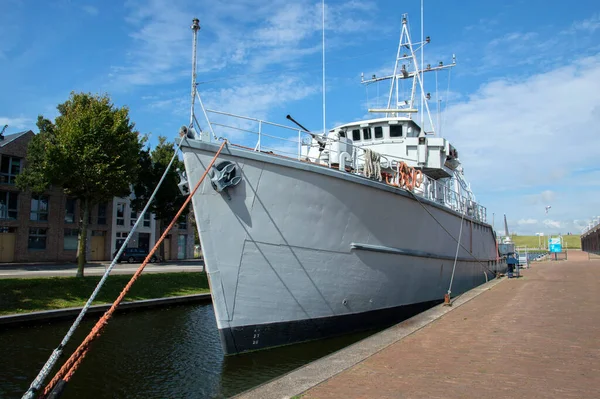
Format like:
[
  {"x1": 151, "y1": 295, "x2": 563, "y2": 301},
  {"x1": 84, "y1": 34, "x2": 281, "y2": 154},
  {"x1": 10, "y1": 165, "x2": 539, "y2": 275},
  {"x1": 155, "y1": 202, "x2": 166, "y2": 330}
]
[
  {"x1": 363, "y1": 148, "x2": 382, "y2": 181},
  {"x1": 36, "y1": 140, "x2": 227, "y2": 399},
  {"x1": 406, "y1": 189, "x2": 495, "y2": 277},
  {"x1": 447, "y1": 209, "x2": 467, "y2": 301},
  {"x1": 21, "y1": 134, "x2": 188, "y2": 399}
]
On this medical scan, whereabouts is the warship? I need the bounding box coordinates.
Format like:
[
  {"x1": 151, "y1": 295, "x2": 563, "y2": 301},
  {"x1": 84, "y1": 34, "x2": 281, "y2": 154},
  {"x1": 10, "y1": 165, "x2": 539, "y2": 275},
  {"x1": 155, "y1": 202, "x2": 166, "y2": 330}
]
[{"x1": 179, "y1": 14, "x2": 506, "y2": 355}]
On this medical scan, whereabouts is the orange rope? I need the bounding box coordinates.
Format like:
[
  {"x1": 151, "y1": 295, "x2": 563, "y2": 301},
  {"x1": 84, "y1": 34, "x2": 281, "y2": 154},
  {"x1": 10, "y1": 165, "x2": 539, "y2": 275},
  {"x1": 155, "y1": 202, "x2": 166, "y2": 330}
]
[{"x1": 41, "y1": 140, "x2": 228, "y2": 398}]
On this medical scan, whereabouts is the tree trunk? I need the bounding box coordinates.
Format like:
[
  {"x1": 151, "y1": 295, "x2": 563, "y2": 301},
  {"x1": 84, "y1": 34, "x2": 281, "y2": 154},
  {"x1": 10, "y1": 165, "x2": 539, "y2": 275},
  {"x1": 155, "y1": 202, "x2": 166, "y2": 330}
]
[{"x1": 77, "y1": 198, "x2": 89, "y2": 277}]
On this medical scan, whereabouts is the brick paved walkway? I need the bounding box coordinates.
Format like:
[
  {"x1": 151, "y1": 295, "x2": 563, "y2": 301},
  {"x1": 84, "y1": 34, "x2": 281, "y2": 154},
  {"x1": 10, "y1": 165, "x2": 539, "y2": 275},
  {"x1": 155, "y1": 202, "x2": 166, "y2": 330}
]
[{"x1": 302, "y1": 252, "x2": 600, "y2": 399}]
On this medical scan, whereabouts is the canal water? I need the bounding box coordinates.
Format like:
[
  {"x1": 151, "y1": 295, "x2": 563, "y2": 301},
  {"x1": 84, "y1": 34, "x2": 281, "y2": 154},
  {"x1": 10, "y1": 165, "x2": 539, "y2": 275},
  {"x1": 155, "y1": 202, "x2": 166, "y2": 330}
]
[{"x1": 0, "y1": 303, "x2": 378, "y2": 398}]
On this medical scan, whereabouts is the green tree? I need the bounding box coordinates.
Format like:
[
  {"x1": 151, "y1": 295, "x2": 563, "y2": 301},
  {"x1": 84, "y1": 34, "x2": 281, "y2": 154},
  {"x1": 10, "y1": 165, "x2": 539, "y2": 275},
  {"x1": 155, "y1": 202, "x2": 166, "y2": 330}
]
[
  {"x1": 17, "y1": 92, "x2": 143, "y2": 277},
  {"x1": 132, "y1": 136, "x2": 188, "y2": 260}
]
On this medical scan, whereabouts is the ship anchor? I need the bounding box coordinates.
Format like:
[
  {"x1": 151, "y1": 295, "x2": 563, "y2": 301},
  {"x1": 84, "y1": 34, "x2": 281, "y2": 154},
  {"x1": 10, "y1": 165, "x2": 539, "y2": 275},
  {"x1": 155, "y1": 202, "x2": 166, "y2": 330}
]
[{"x1": 209, "y1": 160, "x2": 241, "y2": 200}]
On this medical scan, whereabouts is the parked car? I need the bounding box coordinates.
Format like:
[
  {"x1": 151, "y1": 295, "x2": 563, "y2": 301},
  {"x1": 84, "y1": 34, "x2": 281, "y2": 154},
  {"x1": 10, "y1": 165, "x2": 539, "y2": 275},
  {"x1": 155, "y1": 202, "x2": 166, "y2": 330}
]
[{"x1": 113, "y1": 247, "x2": 158, "y2": 263}]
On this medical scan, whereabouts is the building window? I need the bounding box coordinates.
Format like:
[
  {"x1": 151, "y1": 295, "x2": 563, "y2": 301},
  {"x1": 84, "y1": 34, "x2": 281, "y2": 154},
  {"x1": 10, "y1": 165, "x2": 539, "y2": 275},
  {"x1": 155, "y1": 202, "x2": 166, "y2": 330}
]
[
  {"x1": 64, "y1": 228, "x2": 79, "y2": 250},
  {"x1": 98, "y1": 203, "x2": 107, "y2": 225},
  {"x1": 143, "y1": 212, "x2": 150, "y2": 227},
  {"x1": 178, "y1": 216, "x2": 188, "y2": 230},
  {"x1": 362, "y1": 128, "x2": 371, "y2": 140},
  {"x1": 374, "y1": 126, "x2": 383, "y2": 139},
  {"x1": 352, "y1": 129, "x2": 360, "y2": 141},
  {"x1": 0, "y1": 191, "x2": 18, "y2": 219},
  {"x1": 390, "y1": 125, "x2": 403, "y2": 137},
  {"x1": 0, "y1": 156, "x2": 21, "y2": 185},
  {"x1": 116, "y1": 203, "x2": 125, "y2": 226},
  {"x1": 28, "y1": 228, "x2": 47, "y2": 250},
  {"x1": 115, "y1": 231, "x2": 128, "y2": 249},
  {"x1": 65, "y1": 198, "x2": 76, "y2": 223},
  {"x1": 30, "y1": 195, "x2": 49, "y2": 221},
  {"x1": 130, "y1": 210, "x2": 137, "y2": 227}
]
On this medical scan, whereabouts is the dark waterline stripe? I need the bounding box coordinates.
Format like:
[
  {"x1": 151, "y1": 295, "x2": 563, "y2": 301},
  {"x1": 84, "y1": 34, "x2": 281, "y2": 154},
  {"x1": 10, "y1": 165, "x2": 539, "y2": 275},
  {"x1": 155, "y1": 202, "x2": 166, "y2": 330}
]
[{"x1": 219, "y1": 299, "x2": 442, "y2": 355}]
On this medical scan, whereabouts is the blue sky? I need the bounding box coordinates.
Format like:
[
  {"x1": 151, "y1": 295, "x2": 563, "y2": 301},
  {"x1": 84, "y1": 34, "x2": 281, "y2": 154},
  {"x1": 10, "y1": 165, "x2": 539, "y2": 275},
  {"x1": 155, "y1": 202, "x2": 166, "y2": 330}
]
[{"x1": 2, "y1": 0, "x2": 600, "y2": 236}]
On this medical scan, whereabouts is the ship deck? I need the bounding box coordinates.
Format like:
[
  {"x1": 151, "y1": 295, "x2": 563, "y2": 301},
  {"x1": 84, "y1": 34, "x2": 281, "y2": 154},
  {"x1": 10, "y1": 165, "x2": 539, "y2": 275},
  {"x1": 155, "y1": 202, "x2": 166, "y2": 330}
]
[{"x1": 235, "y1": 250, "x2": 600, "y2": 399}]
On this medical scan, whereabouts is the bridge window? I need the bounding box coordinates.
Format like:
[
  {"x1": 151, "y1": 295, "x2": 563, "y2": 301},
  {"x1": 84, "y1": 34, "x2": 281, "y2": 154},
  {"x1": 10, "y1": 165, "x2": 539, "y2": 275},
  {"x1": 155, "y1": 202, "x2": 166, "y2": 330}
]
[
  {"x1": 339, "y1": 131, "x2": 346, "y2": 138},
  {"x1": 352, "y1": 129, "x2": 360, "y2": 141},
  {"x1": 362, "y1": 128, "x2": 371, "y2": 140},
  {"x1": 374, "y1": 126, "x2": 383, "y2": 139},
  {"x1": 390, "y1": 125, "x2": 403, "y2": 137}
]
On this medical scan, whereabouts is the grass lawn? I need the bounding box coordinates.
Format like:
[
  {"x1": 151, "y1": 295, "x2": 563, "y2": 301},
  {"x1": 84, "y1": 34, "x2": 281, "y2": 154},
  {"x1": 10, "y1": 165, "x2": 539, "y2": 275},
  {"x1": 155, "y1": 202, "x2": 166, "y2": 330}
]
[
  {"x1": 511, "y1": 235, "x2": 581, "y2": 249},
  {"x1": 0, "y1": 272, "x2": 210, "y2": 316}
]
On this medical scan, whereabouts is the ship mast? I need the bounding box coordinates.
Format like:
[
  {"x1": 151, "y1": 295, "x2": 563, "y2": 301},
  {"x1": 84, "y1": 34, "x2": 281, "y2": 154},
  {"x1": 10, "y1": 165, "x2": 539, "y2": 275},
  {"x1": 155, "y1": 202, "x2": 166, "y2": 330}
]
[
  {"x1": 361, "y1": 13, "x2": 455, "y2": 135},
  {"x1": 189, "y1": 18, "x2": 200, "y2": 128},
  {"x1": 503, "y1": 214, "x2": 512, "y2": 243}
]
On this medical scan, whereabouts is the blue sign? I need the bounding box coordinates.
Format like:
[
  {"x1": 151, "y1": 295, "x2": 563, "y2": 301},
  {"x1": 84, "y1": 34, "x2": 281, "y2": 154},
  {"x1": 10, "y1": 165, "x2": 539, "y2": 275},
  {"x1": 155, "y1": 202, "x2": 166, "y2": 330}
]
[{"x1": 549, "y1": 237, "x2": 562, "y2": 253}]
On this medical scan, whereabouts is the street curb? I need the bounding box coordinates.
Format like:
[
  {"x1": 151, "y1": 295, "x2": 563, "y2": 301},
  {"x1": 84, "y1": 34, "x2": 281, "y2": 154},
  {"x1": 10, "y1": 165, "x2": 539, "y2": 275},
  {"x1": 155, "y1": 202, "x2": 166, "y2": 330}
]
[
  {"x1": 0, "y1": 293, "x2": 212, "y2": 327},
  {"x1": 0, "y1": 259, "x2": 204, "y2": 269},
  {"x1": 233, "y1": 276, "x2": 506, "y2": 399}
]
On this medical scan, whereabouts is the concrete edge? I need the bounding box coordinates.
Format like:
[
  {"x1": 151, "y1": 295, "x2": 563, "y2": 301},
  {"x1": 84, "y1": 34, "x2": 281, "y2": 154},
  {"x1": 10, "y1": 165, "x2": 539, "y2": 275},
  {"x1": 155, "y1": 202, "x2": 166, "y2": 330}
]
[
  {"x1": 0, "y1": 293, "x2": 212, "y2": 327},
  {"x1": 0, "y1": 259, "x2": 205, "y2": 269},
  {"x1": 233, "y1": 276, "x2": 506, "y2": 399}
]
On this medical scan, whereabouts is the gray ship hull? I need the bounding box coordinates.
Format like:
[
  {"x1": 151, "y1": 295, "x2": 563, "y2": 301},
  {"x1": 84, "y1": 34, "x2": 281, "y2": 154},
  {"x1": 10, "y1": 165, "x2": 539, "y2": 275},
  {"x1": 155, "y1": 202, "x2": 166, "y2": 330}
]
[{"x1": 182, "y1": 139, "x2": 505, "y2": 355}]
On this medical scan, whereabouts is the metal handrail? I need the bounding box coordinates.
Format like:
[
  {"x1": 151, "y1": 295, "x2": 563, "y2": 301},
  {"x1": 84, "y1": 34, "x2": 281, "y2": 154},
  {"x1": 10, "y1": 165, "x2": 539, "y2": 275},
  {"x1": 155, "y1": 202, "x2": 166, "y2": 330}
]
[
  {"x1": 207, "y1": 109, "x2": 310, "y2": 133},
  {"x1": 206, "y1": 111, "x2": 487, "y2": 223}
]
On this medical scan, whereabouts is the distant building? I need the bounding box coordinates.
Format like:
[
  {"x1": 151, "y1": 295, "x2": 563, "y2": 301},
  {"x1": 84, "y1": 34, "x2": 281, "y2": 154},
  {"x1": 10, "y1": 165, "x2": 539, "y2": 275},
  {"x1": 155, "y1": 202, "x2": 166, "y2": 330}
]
[
  {"x1": 0, "y1": 130, "x2": 93, "y2": 262},
  {"x1": 0, "y1": 130, "x2": 196, "y2": 263},
  {"x1": 110, "y1": 196, "x2": 196, "y2": 261}
]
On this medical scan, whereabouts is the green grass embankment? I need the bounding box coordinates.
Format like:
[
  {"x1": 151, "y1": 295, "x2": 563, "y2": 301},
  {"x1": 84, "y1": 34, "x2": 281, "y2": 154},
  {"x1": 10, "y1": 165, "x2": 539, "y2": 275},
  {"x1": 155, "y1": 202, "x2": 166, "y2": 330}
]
[
  {"x1": 510, "y1": 235, "x2": 581, "y2": 249},
  {"x1": 0, "y1": 272, "x2": 209, "y2": 316}
]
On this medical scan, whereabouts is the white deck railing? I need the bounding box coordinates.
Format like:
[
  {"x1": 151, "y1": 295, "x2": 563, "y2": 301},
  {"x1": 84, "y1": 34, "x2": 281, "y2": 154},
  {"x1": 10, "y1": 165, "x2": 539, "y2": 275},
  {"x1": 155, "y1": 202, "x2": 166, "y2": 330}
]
[
  {"x1": 582, "y1": 221, "x2": 600, "y2": 236},
  {"x1": 205, "y1": 110, "x2": 487, "y2": 223}
]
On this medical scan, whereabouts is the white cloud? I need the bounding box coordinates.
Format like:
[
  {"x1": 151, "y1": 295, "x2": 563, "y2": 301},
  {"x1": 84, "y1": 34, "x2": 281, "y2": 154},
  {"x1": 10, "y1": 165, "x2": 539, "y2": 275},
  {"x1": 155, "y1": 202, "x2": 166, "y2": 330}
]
[
  {"x1": 461, "y1": 13, "x2": 600, "y2": 78},
  {"x1": 572, "y1": 219, "x2": 592, "y2": 231},
  {"x1": 205, "y1": 77, "x2": 318, "y2": 117},
  {"x1": 111, "y1": 0, "x2": 377, "y2": 90},
  {"x1": 81, "y1": 5, "x2": 99, "y2": 16},
  {"x1": 464, "y1": 17, "x2": 500, "y2": 33},
  {"x1": 0, "y1": 116, "x2": 33, "y2": 130},
  {"x1": 567, "y1": 13, "x2": 600, "y2": 34},
  {"x1": 518, "y1": 218, "x2": 537, "y2": 225},
  {"x1": 543, "y1": 219, "x2": 561, "y2": 229},
  {"x1": 443, "y1": 52, "x2": 600, "y2": 235},
  {"x1": 488, "y1": 31, "x2": 538, "y2": 48},
  {"x1": 198, "y1": 76, "x2": 319, "y2": 145},
  {"x1": 0, "y1": 1, "x2": 21, "y2": 60},
  {"x1": 524, "y1": 190, "x2": 556, "y2": 206},
  {"x1": 122, "y1": 0, "x2": 377, "y2": 151},
  {"x1": 447, "y1": 54, "x2": 600, "y2": 188}
]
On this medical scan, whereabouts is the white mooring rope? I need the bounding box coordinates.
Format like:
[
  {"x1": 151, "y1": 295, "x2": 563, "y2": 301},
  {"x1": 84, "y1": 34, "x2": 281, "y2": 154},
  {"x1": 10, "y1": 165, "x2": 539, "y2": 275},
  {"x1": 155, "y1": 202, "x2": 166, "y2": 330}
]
[
  {"x1": 363, "y1": 148, "x2": 382, "y2": 181},
  {"x1": 22, "y1": 135, "x2": 187, "y2": 399}
]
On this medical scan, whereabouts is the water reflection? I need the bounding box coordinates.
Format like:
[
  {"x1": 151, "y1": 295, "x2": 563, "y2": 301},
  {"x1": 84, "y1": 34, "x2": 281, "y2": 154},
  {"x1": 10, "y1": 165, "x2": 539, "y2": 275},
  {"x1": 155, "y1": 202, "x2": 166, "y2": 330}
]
[{"x1": 0, "y1": 303, "x2": 376, "y2": 399}]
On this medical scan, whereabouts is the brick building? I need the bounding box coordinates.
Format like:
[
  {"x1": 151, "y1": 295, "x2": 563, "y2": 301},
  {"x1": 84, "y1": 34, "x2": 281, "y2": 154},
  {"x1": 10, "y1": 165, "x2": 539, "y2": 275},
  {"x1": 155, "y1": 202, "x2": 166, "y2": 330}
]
[{"x1": 0, "y1": 130, "x2": 196, "y2": 263}]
